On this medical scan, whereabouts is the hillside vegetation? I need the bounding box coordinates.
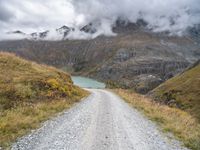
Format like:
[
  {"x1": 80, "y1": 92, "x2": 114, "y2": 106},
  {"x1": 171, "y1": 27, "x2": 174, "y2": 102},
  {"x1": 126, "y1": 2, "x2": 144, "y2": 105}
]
[
  {"x1": 115, "y1": 89, "x2": 200, "y2": 150},
  {"x1": 0, "y1": 52, "x2": 88, "y2": 149},
  {"x1": 150, "y1": 61, "x2": 200, "y2": 121}
]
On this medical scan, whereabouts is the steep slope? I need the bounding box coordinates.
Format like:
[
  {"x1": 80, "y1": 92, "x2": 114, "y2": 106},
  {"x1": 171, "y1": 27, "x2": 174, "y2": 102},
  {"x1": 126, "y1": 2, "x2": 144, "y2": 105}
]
[
  {"x1": 0, "y1": 23, "x2": 199, "y2": 93},
  {"x1": 0, "y1": 52, "x2": 87, "y2": 148},
  {"x1": 150, "y1": 60, "x2": 200, "y2": 120},
  {"x1": 0, "y1": 52, "x2": 86, "y2": 109}
]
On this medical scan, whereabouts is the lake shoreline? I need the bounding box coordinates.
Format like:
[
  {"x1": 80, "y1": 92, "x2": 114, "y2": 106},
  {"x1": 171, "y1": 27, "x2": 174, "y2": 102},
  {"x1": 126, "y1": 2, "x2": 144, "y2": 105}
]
[{"x1": 72, "y1": 76, "x2": 106, "y2": 89}]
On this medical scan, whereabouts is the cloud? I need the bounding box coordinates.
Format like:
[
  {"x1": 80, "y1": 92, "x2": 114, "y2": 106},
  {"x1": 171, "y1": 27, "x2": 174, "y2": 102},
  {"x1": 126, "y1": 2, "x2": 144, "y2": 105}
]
[
  {"x1": 0, "y1": 1, "x2": 14, "y2": 22},
  {"x1": 0, "y1": 0, "x2": 77, "y2": 33},
  {"x1": 0, "y1": 0, "x2": 200, "y2": 40},
  {"x1": 72, "y1": 0, "x2": 200, "y2": 34}
]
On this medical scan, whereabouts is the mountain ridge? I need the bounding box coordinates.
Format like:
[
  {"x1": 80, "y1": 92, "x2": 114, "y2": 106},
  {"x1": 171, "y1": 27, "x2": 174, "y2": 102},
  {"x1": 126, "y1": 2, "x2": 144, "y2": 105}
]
[
  {"x1": 0, "y1": 21, "x2": 199, "y2": 93},
  {"x1": 4, "y1": 19, "x2": 200, "y2": 41}
]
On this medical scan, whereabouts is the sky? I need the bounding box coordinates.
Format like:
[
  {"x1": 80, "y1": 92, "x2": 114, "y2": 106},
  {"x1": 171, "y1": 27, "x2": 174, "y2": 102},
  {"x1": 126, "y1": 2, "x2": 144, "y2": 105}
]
[{"x1": 0, "y1": 0, "x2": 200, "y2": 40}]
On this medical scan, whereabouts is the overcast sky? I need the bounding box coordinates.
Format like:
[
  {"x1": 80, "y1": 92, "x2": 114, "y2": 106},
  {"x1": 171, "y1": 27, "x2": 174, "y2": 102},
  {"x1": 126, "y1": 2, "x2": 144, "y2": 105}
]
[{"x1": 0, "y1": 0, "x2": 200, "y2": 39}]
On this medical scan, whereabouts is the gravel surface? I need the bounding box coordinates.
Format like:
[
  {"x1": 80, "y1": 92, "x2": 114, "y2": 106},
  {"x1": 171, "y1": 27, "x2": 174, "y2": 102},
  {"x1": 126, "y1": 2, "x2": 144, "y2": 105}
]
[{"x1": 12, "y1": 89, "x2": 189, "y2": 150}]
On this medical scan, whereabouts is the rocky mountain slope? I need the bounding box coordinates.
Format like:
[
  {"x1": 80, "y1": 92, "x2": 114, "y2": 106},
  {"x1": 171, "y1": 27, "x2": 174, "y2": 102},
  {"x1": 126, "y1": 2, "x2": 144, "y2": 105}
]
[
  {"x1": 0, "y1": 21, "x2": 200, "y2": 93},
  {"x1": 150, "y1": 60, "x2": 200, "y2": 121}
]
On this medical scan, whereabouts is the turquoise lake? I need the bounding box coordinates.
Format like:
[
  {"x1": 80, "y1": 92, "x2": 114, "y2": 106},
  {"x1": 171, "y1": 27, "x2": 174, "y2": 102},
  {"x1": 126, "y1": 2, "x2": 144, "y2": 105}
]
[{"x1": 71, "y1": 76, "x2": 106, "y2": 89}]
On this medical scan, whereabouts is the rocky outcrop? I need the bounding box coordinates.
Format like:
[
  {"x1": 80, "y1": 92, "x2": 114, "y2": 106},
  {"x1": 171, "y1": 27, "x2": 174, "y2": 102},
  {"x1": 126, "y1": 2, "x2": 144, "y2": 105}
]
[
  {"x1": 90, "y1": 47, "x2": 190, "y2": 93},
  {"x1": 80, "y1": 23, "x2": 97, "y2": 34}
]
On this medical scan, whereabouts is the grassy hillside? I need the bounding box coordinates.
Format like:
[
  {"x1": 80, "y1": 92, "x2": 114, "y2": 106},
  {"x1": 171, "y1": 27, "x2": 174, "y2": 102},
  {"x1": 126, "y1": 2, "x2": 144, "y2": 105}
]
[
  {"x1": 114, "y1": 89, "x2": 200, "y2": 150},
  {"x1": 150, "y1": 61, "x2": 200, "y2": 121},
  {"x1": 0, "y1": 52, "x2": 88, "y2": 149}
]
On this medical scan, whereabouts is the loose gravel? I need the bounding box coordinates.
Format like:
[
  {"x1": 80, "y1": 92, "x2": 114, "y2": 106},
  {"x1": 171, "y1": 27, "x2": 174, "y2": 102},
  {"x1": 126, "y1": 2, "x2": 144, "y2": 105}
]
[{"x1": 12, "y1": 89, "x2": 189, "y2": 150}]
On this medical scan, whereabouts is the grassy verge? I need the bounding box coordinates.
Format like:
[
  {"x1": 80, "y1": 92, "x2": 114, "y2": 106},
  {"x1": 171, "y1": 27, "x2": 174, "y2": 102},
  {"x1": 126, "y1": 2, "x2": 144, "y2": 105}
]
[
  {"x1": 0, "y1": 97, "x2": 86, "y2": 149},
  {"x1": 114, "y1": 89, "x2": 200, "y2": 150}
]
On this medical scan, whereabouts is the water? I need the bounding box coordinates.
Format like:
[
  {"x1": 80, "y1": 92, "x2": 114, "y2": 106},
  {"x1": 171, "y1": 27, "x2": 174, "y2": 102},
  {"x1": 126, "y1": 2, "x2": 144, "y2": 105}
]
[{"x1": 71, "y1": 76, "x2": 106, "y2": 89}]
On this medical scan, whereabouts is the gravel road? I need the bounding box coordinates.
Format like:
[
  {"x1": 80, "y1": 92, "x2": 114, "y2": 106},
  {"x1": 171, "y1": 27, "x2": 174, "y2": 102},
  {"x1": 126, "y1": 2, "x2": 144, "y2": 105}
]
[{"x1": 12, "y1": 89, "x2": 189, "y2": 150}]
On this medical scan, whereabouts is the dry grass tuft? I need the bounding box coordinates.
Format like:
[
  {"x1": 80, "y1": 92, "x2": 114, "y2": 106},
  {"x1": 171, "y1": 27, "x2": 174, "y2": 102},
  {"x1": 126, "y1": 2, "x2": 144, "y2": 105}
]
[
  {"x1": 114, "y1": 89, "x2": 200, "y2": 150},
  {"x1": 151, "y1": 64, "x2": 200, "y2": 121}
]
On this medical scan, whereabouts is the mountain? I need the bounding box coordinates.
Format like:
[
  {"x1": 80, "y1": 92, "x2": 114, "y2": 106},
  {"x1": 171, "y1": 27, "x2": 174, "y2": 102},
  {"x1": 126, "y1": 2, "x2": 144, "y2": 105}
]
[
  {"x1": 7, "y1": 30, "x2": 26, "y2": 35},
  {"x1": 150, "y1": 60, "x2": 200, "y2": 121},
  {"x1": 56, "y1": 25, "x2": 75, "y2": 38},
  {"x1": 6, "y1": 25, "x2": 75, "y2": 40},
  {"x1": 31, "y1": 30, "x2": 49, "y2": 40},
  {"x1": 4, "y1": 19, "x2": 149, "y2": 40},
  {"x1": 5, "y1": 20, "x2": 200, "y2": 41},
  {"x1": 0, "y1": 21, "x2": 200, "y2": 93},
  {"x1": 113, "y1": 19, "x2": 148, "y2": 34},
  {"x1": 80, "y1": 23, "x2": 97, "y2": 34},
  {"x1": 187, "y1": 24, "x2": 200, "y2": 42}
]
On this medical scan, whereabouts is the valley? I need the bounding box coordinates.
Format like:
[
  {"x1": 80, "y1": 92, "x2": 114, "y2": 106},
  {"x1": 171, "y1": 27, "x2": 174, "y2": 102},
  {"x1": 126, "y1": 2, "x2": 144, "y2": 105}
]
[
  {"x1": 0, "y1": 23, "x2": 199, "y2": 93},
  {"x1": 0, "y1": 14, "x2": 199, "y2": 150}
]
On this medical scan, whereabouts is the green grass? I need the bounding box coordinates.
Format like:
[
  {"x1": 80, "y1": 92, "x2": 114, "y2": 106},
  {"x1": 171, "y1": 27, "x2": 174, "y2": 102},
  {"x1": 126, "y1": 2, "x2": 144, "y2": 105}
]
[
  {"x1": 151, "y1": 63, "x2": 200, "y2": 121},
  {"x1": 114, "y1": 89, "x2": 200, "y2": 150},
  {"x1": 0, "y1": 52, "x2": 88, "y2": 149}
]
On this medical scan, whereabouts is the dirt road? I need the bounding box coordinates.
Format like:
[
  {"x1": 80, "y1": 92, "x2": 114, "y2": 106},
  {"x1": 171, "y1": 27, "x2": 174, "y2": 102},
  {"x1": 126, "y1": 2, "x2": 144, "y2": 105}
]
[{"x1": 12, "y1": 89, "x2": 188, "y2": 150}]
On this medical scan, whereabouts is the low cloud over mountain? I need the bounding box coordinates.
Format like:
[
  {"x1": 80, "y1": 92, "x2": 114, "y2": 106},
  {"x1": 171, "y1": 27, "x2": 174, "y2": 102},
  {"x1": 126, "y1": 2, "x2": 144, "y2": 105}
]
[{"x1": 0, "y1": 0, "x2": 200, "y2": 40}]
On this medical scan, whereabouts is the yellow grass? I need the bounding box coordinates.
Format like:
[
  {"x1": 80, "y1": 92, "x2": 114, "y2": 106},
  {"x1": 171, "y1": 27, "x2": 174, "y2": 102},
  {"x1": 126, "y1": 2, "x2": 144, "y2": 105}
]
[
  {"x1": 151, "y1": 64, "x2": 200, "y2": 121},
  {"x1": 0, "y1": 52, "x2": 89, "y2": 149},
  {"x1": 114, "y1": 89, "x2": 200, "y2": 150},
  {"x1": 0, "y1": 99, "x2": 73, "y2": 149}
]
